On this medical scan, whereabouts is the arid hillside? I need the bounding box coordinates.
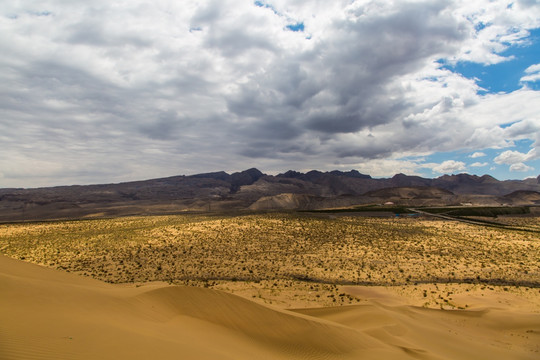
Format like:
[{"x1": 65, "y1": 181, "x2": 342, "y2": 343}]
[
  {"x1": 0, "y1": 169, "x2": 539, "y2": 221},
  {"x1": 2, "y1": 213, "x2": 538, "y2": 295}
]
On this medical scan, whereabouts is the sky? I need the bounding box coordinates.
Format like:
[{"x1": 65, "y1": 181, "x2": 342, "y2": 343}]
[{"x1": 1, "y1": 0, "x2": 540, "y2": 188}]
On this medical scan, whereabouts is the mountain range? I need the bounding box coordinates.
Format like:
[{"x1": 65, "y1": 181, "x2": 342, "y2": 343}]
[{"x1": 1, "y1": 169, "x2": 539, "y2": 221}]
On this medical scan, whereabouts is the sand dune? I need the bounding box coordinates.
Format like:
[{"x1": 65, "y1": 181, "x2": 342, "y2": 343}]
[
  {"x1": 297, "y1": 304, "x2": 539, "y2": 360},
  {"x1": 297, "y1": 286, "x2": 540, "y2": 360},
  {"x1": 0, "y1": 255, "x2": 399, "y2": 359},
  {"x1": 1, "y1": 255, "x2": 539, "y2": 359}
]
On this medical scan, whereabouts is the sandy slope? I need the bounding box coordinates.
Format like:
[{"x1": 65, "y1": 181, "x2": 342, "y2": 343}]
[
  {"x1": 297, "y1": 286, "x2": 540, "y2": 360},
  {"x1": 0, "y1": 255, "x2": 404, "y2": 360},
  {"x1": 1, "y1": 255, "x2": 539, "y2": 360}
]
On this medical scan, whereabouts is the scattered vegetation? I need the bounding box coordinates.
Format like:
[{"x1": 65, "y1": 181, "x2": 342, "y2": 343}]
[
  {"x1": 1, "y1": 213, "x2": 538, "y2": 294},
  {"x1": 421, "y1": 206, "x2": 530, "y2": 218}
]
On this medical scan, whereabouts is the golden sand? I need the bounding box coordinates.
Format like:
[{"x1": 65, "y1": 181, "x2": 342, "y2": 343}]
[
  {"x1": 1, "y1": 255, "x2": 539, "y2": 359},
  {"x1": 1, "y1": 214, "x2": 539, "y2": 359}
]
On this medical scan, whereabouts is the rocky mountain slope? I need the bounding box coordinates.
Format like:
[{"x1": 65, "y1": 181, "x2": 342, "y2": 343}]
[{"x1": 0, "y1": 169, "x2": 538, "y2": 221}]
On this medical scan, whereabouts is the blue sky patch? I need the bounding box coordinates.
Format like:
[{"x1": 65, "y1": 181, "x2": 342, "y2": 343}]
[
  {"x1": 440, "y1": 28, "x2": 540, "y2": 94},
  {"x1": 255, "y1": 1, "x2": 304, "y2": 33},
  {"x1": 286, "y1": 22, "x2": 304, "y2": 32},
  {"x1": 413, "y1": 138, "x2": 539, "y2": 180},
  {"x1": 474, "y1": 22, "x2": 488, "y2": 32},
  {"x1": 254, "y1": 1, "x2": 279, "y2": 16},
  {"x1": 499, "y1": 121, "x2": 519, "y2": 129}
]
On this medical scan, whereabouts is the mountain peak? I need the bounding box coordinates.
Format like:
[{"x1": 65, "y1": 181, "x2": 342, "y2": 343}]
[
  {"x1": 329, "y1": 170, "x2": 371, "y2": 179},
  {"x1": 437, "y1": 173, "x2": 482, "y2": 183},
  {"x1": 234, "y1": 168, "x2": 264, "y2": 178},
  {"x1": 189, "y1": 171, "x2": 230, "y2": 181},
  {"x1": 277, "y1": 170, "x2": 304, "y2": 178},
  {"x1": 229, "y1": 168, "x2": 265, "y2": 192},
  {"x1": 479, "y1": 174, "x2": 498, "y2": 183}
]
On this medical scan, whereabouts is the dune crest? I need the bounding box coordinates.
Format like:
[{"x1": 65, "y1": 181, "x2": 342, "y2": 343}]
[
  {"x1": 0, "y1": 255, "x2": 402, "y2": 360},
  {"x1": 1, "y1": 255, "x2": 539, "y2": 359}
]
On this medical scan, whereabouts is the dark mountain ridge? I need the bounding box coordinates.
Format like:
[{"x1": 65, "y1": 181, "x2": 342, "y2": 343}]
[{"x1": 0, "y1": 169, "x2": 538, "y2": 221}]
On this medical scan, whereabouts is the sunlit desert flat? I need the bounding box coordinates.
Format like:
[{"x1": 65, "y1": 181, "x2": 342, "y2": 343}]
[{"x1": 1, "y1": 214, "x2": 539, "y2": 359}]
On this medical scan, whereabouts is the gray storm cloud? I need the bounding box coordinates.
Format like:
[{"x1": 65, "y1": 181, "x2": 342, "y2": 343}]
[{"x1": 0, "y1": 0, "x2": 539, "y2": 187}]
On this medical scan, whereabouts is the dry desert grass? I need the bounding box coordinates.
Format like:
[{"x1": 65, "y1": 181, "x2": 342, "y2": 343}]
[{"x1": 0, "y1": 213, "x2": 539, "y2": 309}]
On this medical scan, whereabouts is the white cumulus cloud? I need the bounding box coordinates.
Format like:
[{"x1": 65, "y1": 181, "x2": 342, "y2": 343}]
[
  {"x1": 510, "y1": 163, "x2": 534, "y2": 172},
  {"x1": 494, "y1": 148, "x2": 538, "y2": 165},
  {"x1": 521, "y1": 63, "x2": 540, "y2": 83},
  {"x1": 470, "y1": 152, "x2": 486, "y2": 158},
  {"x1": 431, "y1": 160, "x2": 467, "y2": 174}
]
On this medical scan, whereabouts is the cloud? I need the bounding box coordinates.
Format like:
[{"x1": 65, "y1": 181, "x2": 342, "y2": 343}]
[
  {"x1": 494, "y1": 148, "x2": 538, "y2": 165},
  {"x1": 431, "y1": 160, "x2": 467, "y2": 174},
  {"x1": 521, "y1": 63, "x2": 540, "y2": 83},
  {"x1": 510, "y1": 163, "x2": 534, "y2": 172},
  {"x1": 470, "y1": 152, "x2": 486, "y2": 158},
  {"x1": 471, "y1": 162, "x2": 488, "y2": 167},
  {"x1": 1, "y1": 0, "x2": 540, "y2": 187},
  {"x1": 494, "y1": 148, "x2": 539, "y2": 173}
]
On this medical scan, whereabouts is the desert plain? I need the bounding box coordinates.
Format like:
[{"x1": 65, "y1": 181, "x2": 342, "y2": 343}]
[{"x1": 1, "y1": 211, "x2": 539, "y2": 359}]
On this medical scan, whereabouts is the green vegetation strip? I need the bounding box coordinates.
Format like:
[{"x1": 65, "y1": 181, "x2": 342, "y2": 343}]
[
  {"x1": 303, "y1": 206, "x2": 411, "y2": 214},
  {"x1": 420, "y1": 206, "x2": 530, "y2": 217}
]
